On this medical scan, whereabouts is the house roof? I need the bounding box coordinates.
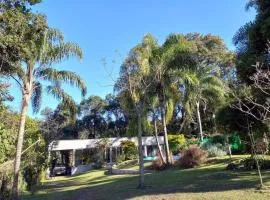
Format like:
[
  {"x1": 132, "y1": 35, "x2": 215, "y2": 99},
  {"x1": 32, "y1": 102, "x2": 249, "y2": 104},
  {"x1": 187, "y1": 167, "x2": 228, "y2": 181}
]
[{"x1": 48, "y1": 136, "x2": 164, "y2": 151}]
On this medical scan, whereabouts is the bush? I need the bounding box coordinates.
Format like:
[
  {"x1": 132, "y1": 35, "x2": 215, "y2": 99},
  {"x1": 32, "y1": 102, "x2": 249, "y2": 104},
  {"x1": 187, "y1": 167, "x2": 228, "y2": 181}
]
[
  {"x1": 241, "y1": 157, "x2": 270, "y2": 170},
  {"x1": 206, "y1": 145, "x2": 227, "y2": 157},
  {"x1": 186, "y1": 137, "x2": 200, "y2": 146},
  {"x1": 151, "y1": 152, "x2": 166, "y2": 170},
  {"x1": 177, "y1": 145, "x2": 207, "y2": 168},
  {"x1": 23, "y1": 165, "x2": 41, "y2": 194},
  {"x1": 168, "y1": 134, "x2": 186, "y2": 154},
  {"x1": 202, "y1": 143, "x2": 227, "y2": 157},
  {"x1": 121, "y1": 140, "x2": 137, "y2": 160}
]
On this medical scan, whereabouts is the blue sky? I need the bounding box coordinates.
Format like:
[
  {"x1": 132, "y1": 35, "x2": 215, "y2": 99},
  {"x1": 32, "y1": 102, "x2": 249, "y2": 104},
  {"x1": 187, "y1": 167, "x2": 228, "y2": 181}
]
[{"x1": 8, "y1": 0, "x2": 256, "y2": 117}]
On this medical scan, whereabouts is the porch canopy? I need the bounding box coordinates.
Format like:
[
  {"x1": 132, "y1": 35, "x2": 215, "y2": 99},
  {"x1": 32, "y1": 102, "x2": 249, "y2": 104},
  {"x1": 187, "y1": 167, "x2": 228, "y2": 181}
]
[{"x1": 48, "y1": 136, "x2": 164, "y2": 151}]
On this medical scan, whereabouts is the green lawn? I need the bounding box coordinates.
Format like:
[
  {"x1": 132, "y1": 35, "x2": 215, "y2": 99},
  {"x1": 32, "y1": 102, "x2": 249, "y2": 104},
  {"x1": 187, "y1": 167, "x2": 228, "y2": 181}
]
[{"x1": 22, "y1": 156, "x2": 270, "y2": 200}]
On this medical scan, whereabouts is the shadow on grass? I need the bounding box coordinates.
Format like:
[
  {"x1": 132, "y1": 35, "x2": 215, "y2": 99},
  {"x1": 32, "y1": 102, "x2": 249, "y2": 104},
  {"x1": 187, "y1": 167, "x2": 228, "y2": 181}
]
[{"x1": 22, "y1": 165, "x2": 270, "y2": 200}]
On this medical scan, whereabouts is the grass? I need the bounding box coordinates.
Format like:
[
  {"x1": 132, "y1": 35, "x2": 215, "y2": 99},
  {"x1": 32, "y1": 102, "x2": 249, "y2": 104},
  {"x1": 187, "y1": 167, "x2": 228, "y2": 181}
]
[{"x1": 22, "y1": 155, "x2": 270, "y2": 200}]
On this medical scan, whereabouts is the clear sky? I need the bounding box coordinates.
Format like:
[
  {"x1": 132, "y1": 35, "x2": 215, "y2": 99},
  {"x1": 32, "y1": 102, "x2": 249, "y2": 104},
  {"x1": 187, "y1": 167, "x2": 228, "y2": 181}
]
[{"x1": 8, "y1": 0, "x2": 256, "y2": 117}]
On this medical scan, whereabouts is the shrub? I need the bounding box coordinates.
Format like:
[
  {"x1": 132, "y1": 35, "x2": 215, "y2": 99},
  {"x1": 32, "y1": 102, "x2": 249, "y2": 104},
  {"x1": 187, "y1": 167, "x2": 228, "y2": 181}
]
[
  {"x1": 121, "y1": 140, "x2": 137, "y2": 160},
  {"x1": 202, "y1": 143, "x2": 227, "y2": 157},
  {"x1": 186, "y1": 137, "x2": 200, "y2": 146},
  {"x1": 168, "y1": 134, "x2": 186, "y2": 154},
  {"x1": 23, "y1": 165, "x2": 41, "y2": 194},
  {"x1": 177, "y1": 145, "x2": 207, "y2": 168},
  {"x1": 241, "y1": 157, "x2": 270, "y2": 170},
  {"x1": 151, "y1": 152, "x2": 166, "y2": 170},
  {"x1": 206, "y1": 145, "x2": 227, "y2": 157}
]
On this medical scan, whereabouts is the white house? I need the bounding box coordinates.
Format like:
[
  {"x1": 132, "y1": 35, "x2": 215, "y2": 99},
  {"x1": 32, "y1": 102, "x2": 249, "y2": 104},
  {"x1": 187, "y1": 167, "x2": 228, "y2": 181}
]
[{"x1": 48, "y1": 136, "x2": 164, "y2": 175}]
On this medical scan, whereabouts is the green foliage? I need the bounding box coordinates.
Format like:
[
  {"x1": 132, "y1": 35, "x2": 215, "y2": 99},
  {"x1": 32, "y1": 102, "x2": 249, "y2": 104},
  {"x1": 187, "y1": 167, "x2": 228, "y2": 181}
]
[
  {"x1": 234, "y1": 0, "x2": 270, "y2": 83},
  {"x1": 0, "y1": 125, "x2": 16, "y2": 164},
  {"x1": 168, "y1": 134, "x2": 186, "y2": 154},
  {"x1": 120, "y1": 140, "x2": 138, "y2": 160},
  {"x1": 241, "y1": 156, "x2": 270, "y2": 170},
  {"x1": 186, "y1": 137, "x2": 200, "y2": 146},
  {"x1": 0, "y1": 107, "x2": 46, "y2": 197},
  {"x1": 23, "y1": 165, "x2": 40, "y2": 194}
]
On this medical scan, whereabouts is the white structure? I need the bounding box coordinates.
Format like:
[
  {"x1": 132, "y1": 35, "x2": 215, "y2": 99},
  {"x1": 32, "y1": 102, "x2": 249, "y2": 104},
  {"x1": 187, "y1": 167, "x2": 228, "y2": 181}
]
[{"x1": 48, "y1": 136, "x2": 164, "y2": 175}]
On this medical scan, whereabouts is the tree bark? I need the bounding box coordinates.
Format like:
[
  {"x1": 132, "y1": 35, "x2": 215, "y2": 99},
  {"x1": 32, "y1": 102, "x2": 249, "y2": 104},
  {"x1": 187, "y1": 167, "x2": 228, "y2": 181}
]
[
  {"x1": 161, "y1": 105, "x2": 171, "y2": 165},
  {"x1": 11, "y1": 92, "x2": 31, "y2": 200},
  {"x1": 153, "y1": 114, "x2": 165, "y2": 164},
  {"x1": 196, "y1": 101, "x2": 203, "y2": 141},
  {"x1": 137, "y1": 111, "x2": 144, "y2": 189}
]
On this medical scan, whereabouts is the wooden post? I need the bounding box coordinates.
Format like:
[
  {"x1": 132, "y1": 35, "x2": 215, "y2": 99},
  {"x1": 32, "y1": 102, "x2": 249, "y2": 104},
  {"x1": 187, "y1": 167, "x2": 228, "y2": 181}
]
[
  {"x1": 104, "y1": 148, "x2": 107, "y2": 162},
  {"x1": 144, "y1": 146, "x2": 147, "y2": 157},
  {"x1": 72, "y1": 149, "x2": 76, "y2": 167},
  {"x1": 109, "y1": 147, "x2": 113, "y2": 164}
]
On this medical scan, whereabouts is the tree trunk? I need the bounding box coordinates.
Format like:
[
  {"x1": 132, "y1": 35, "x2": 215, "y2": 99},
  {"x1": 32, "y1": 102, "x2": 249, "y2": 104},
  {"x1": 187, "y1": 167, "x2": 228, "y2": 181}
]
[
  {"x1": 246, "y1": 119, "x2": 264, "y2": 188},
  {"x1": 153, "y1": 114, "x2": 165, "y2": 164},
  {"x1": 11, "y1": 92, "x2": 31, "y2": 200},
  {"x1": 137, "y1": 111, "x2": 144, "y2": 189},
  {"x1": 161, "y1": 105, "x2": 171, "y2": 165},
  {"x1": 196, "y1": 101, "x2": 203, "y2": 141}
]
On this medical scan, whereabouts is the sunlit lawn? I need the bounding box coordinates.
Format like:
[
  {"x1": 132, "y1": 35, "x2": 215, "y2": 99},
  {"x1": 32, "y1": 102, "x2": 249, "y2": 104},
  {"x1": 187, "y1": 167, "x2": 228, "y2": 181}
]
[{"x1": 22, "y1": 156, "x2": 270, "y2": 200}]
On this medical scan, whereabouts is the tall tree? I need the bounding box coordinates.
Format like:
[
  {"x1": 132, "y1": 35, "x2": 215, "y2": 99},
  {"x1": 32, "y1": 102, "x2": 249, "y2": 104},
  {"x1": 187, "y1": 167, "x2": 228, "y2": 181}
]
[
  {"x1": 1, "y1": 9, "x2": 87, "y2": 199},
  {"x1": 180, "y1": 66, "x2": 227, "y2": 141},
  {"x1": 148, "y1": 33, "x2": 194, "y2": 164},
  {"x1": 115, "y1": 35, "x2": 153, "y2": 188},
  {"x1": 78, "y1": 96, "x2": 106, "y2": 138},
  {"x1": 233, "y1": 0, "x2": 270, "y2": 83}
]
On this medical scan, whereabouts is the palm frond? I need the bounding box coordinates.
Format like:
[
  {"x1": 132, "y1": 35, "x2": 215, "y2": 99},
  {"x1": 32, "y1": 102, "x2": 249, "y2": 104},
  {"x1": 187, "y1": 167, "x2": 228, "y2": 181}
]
[
  {"x1": 201, "y1": 76, "x2": 224, "y2": 88},
  {"x1": 41, "y1": 42, "x2": 83, "y2": 65},
  {"x1": 181, "y1": 71, "x2": 200, "y2": 86},
  {"x1": 165, "y1": 98, "x2": 175, "y2": 123},
  {"x1": 36, "y1": 68, "x2": 87, "y2": 96},
  {"x1": 46, "y1": 85, "x2": 77, "y2": 116}
]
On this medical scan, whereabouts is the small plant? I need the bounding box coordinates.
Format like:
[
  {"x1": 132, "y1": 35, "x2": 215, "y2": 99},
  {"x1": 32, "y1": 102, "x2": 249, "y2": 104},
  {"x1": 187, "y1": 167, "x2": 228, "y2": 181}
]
[
  {"x1": 151, "y1": 152, "x2": 167, "y2": 170},
  {"x1": 202, "y1": 143, "x2": 227, "y2": 157},
  {"x1": 207, "y1": 145, "x2": 227, "y2": 157},
  {"x1": 121, "y1": 140, "x2": 137, "y2": 160},
  {"x1": 186, "y1": 137, "x2": 200, "y2": 146},
  {"x1": 168, "y1": 134, "x2": 186, "y2": 154},
  {"x1": 177, "y1": 145, "x2": 207, "y2": 168}
]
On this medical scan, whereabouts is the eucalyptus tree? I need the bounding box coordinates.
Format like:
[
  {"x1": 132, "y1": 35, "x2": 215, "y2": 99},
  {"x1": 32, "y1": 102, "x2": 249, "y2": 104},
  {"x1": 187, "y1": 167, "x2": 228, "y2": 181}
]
[
  {"x1": 180, "y1": 66, "x2": 227, "y2": 141},
  {"x1": 104, "y1": 94, "x2": 127, "y2": 137},
  {"x1": 78, "y1": 96, "x2": 107, "y2": 138},
  {"x1": 1, "y1": 10, "x2": 86, "y2": 199},
  {"x1": 115, "y1": 35, "x2": 154, "y2": 188}
]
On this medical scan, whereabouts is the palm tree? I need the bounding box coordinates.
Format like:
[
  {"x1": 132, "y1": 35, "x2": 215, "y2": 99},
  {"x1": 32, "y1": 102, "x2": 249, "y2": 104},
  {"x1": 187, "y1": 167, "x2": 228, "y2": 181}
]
[
  {"x1": 149, "y1": 34, "x2": 194, "y2": 164},
  {"x1": 148, "y1": 96, "x2": 165, "y2": 164},
  {"x1": 10, "y1": 26, "x2": 86, "y2": 199},
  {"x1": 180, "y1": 66, "x2": 226, "y2": 141}
]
